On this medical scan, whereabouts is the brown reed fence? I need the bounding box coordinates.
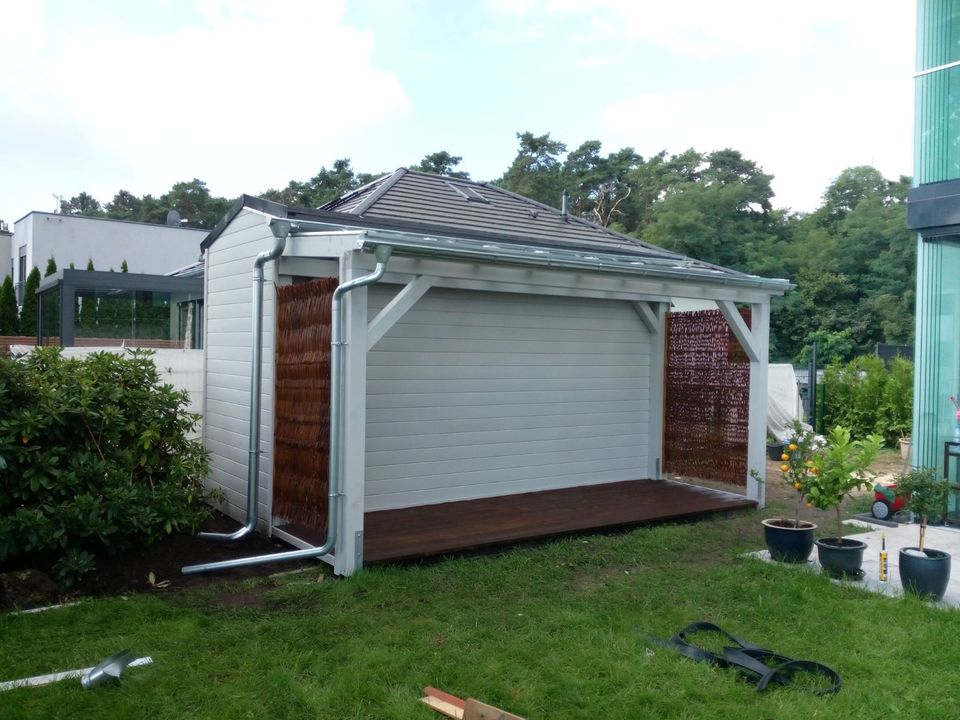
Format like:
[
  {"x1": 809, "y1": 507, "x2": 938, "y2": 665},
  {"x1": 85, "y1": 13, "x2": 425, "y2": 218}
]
[
  {"x1": 663, "y1": 309, "x2": 750, "y2": 486},
  {"x1": 273, "y1": 278, "x2": 337, "y2": 531}
]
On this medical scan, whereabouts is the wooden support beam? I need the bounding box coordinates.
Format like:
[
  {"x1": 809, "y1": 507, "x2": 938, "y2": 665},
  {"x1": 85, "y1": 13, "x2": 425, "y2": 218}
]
[
  {"x1": 367, "y1": 275, "x2": 433, "y2": 350},
  {"x1": 717, "y1": 300, "x2": 759, "y2": 362},
  {"x1": 631, "y1": 301, "x2": 660, "y2": 333}
]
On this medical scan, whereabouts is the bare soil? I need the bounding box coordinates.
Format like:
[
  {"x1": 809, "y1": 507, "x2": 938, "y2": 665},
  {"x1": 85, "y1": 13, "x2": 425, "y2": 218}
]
[{"x1": 0, "y1": 514, "x2": 314, "y2": 611}]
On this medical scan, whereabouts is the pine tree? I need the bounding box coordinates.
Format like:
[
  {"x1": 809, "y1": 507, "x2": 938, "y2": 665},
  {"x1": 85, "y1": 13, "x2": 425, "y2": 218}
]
[
  {"x1": 0, "y1": 276, "x2": 20, "y2": 335},
  {"x1": 19, "y1": 266, "x2": 41, "y2": 337},
  {"x1": 86, "y1": 258, "x2": 95, "y2": 271},
  {"x1": 120, "y1": 259, "x2": 128, "y2": 273},
  {"x1": 44, "y1": 255, "x2": 57, "y2": 277}
]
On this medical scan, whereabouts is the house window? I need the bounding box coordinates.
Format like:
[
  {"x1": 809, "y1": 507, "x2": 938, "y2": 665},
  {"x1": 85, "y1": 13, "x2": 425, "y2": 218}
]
[{"x1": 16, "y1": 245, "x2": 26, "y2": 305}]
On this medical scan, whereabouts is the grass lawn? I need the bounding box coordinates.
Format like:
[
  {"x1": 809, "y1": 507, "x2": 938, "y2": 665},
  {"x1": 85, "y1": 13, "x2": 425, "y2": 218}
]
[{"x1": 2, "y1": 497, "x2": 957, "y2": 719}]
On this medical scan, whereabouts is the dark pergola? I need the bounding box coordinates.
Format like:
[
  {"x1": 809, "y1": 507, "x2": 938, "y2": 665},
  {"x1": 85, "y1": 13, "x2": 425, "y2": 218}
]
[{"x1": 36, "y1": 269, "x2": 203, "y2": 347}]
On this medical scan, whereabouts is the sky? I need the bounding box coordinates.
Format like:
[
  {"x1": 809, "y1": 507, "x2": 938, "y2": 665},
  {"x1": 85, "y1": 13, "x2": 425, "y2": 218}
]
[{"x1": 0, "y1": 0, "x2": 916, "y2": 226}]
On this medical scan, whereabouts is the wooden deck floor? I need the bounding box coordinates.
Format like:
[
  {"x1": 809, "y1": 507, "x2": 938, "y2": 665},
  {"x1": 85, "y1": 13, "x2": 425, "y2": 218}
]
[{"x1": 282, "y1": 479, "x2": 754, "y2": 564}]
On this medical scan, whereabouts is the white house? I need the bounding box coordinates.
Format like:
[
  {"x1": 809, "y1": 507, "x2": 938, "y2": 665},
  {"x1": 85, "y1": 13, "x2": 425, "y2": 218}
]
[
  {"x1": 10, "y1": 212, "x2": 207, "y2": 304},
  {"x1": 188, "y1": 170, "x2": 790, "y2": 576},
  {"x1": 0, "y1": 221, "x2": 11, "y2": 281}
]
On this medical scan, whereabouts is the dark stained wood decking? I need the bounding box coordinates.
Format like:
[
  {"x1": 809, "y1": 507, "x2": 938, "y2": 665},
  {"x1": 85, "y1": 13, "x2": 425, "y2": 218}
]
[{"x1": 278, "y1": 480, "x2": 743, "y2": 564}]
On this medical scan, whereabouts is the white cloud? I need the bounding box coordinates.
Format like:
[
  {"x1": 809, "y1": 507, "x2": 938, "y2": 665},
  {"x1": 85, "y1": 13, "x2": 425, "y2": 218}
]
[{"x1": 0, "y1": 0, "x2": 409, "y2": 220}]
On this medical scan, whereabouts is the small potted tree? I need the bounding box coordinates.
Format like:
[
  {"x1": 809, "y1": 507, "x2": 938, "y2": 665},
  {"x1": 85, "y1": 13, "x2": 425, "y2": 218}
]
[
  {"x1": 896, "y1": 466, "x2": 952, "y2": 600},
  {"x1": 805, "y1": 426, "x2": 884, "y2": 578},
  {"x1": 761, "y1": 420, "x2": 818, "y2": 563}
]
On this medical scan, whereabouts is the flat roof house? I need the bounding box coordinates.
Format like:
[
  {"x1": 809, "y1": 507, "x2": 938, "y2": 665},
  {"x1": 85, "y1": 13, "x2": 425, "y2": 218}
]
[
  {"x1": 192, "y1": 170, "x2": 790, "y2": 575},
  {"x1": 10, "y1": 212, "x2": 207, "y2": 304}
]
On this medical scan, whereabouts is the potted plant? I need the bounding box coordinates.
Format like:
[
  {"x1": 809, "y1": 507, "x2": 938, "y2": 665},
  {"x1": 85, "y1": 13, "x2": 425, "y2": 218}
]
[
  {"x1": 806, "y1": 426, "x2": 884, "y2": 579},
  {"x1": 761, "y1": 420, "x2": 818, "y2": 563},
  {"x1": 766, "y1": 434, "x2": 786, "y2": 461},
  {"x1": 895, "y1": 466, "x2": 952, "y2": 600},
  {"x1": 898, "y1": 434, "x2": 911, "y2": 461}
]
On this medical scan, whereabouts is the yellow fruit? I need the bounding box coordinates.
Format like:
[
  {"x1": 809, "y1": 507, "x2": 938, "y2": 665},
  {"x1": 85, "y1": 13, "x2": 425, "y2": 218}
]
[
  {"x1": 793, "y1": 482, "x2": 802, "y2": 490},
  {"x1": 780, "y1": 464, "x2": 789, "y2": 472},
  {"x1": 781, "y1": 453, "x2": 790, "y2": 461},
  {"x1": 810, "y1": 467, "x2": 818, "y2": 474},
  {"x1": 806, "y1": 502, "x2": 814, "y2": 508},
  {"x1": 788, "y1": 443, "x2": 799, "y2": 451}
]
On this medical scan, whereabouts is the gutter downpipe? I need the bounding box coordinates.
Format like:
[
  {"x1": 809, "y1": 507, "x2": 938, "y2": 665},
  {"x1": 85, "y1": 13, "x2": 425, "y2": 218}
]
[
  {"x1": 198, "y1": 218, "x2": 294, "y2": 543},
  {"x1": 183, "y1": 243, "x2": 393, "y2": 574}
]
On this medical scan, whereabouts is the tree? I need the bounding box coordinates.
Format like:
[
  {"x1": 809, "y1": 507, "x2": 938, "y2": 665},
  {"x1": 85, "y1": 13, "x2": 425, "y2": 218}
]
[
  {"x1": 19, "y1": 267, "x2": 41, "y2": 338},
  {"x1": 59, "y1": 192, "x2": 105, "y2": 217},
  {"x1": 261, "y1": 159, "x2": 364, "y2": 208},
  {"x1": 159, "y1": 179, "x2": 232, "y2": 228},
  {"x1": 814, "y1": 166, "x2": 889, "y2": 228},
  {"x1": 562, "y1": 141, "x2": 640, "y2": 227},
  {"x1": 497, "y1": 132, "x2": 567, "y2": 208},
  {"x1": 0, "y1": 276, "x2": 19, "y2": 335},
  {"x1": 105, "y1": 190, "x2": 143, "y2": 221},
  {"x1": 412, "y1": 151, "x2": 470, "y2": 178},
  {"x1": 86, "y1": 258, "x2": 95, "y2": 271},
  {"x1": 120, "y1": 259, "x2": 128, "y2": 273},
  {"x1": 44, "y1": 256, "x2": 57, "y2": 277}
]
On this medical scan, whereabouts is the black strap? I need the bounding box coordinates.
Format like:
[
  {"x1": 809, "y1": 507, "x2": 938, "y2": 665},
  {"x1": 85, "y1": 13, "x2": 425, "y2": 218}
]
[{"x1": 640, "y1": 622, "x2": 842, "y2": 696}]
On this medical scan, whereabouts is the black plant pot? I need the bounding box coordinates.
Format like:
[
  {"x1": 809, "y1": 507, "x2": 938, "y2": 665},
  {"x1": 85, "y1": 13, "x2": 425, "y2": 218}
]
[
  {"x1": 766, "y1": 443, "x2": 785, "y2": 461},
  {"x1": 815, "y1": 538, "x2": 866, "y2": 579},
  {"x1": 762, "y1": 518, "x2": 817, "y2": 563},
  {"x1": 899, "y1": 547, "x2": 951, "y2": 601}
]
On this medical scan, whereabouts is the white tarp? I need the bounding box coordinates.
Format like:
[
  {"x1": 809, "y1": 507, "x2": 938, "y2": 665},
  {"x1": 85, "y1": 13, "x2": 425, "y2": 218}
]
[{"x1": 768, "y1": 363, "x2": 802, "y2": 442}]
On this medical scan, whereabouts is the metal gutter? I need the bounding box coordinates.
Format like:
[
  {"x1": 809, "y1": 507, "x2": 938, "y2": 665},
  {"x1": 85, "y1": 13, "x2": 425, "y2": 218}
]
[
  {"x1": 182, "y1": 245, "x2": 393, "y2": 574},
  {"x1": 356, "y1": 229, "x2": 792, "y2": 292},
  {"x1": 277, "y1": 222, "x2": 791, "y2": 293},
  {"x1": 197, "y1": 217, "x2": 293, "y2": 543}
]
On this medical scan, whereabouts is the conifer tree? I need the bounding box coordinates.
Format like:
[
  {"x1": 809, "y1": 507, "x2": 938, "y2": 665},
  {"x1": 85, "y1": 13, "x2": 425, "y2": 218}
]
[
  {"x1": 19, "y1": 266, "x2": 41, "y2": 337},
  {"x1": 0, "y1": 276, "x2": 20, "y2": 335}
]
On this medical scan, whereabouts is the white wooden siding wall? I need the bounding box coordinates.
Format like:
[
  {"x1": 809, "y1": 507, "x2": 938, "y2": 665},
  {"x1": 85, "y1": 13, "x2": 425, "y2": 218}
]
[
  {"x1": 203, "y1": 210, "x2": 276, "y2": 528},
  {"x1": 365, "y1": 285, "x2": 652, "y2": 511}
]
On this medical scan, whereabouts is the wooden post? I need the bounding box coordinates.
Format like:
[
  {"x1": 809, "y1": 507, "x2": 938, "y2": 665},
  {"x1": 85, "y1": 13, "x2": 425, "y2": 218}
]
[
  {"x1": 646, "y1": 302, "x2": 668, "y2": 479},
  {"x1": 746, "y1": 301, "x2": 770, "y2": 507},
  {"x1": 335, "y1": 251, "x2": 369, "y2": 575}
]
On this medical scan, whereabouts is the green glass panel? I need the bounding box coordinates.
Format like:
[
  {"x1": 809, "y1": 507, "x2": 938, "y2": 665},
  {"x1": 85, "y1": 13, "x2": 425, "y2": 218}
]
[
  {"x1": 913, "y1": 237, "x2": 960, "y2": 476},
  {"x1": 915, "y1": 0, "x2": 960, "y2": 183}
]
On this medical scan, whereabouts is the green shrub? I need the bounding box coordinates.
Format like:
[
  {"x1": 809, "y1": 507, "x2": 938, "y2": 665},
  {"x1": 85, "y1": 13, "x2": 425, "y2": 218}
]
[
  {"x1": 821, "y1": 355, "x2": 913, "y2": 446},
  {"x1": 0, "y1": 348, "x2": 212, "y2": 587}
]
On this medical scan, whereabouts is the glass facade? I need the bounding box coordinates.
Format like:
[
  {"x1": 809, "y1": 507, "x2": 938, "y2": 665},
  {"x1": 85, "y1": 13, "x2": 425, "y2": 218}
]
[
  {"x1": 35, "y1": 269, "x2": 203, "y2": 349},
  {"x1": 913, "y1": 1, "x2": 960, "y2": 474},
  {"x1": 913, "y1": 237, "x2": 960, "y2": 471}
]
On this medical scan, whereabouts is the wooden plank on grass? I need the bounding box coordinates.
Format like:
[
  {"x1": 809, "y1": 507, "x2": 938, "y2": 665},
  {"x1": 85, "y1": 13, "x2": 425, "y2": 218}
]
[{"x1": 464, "y1": 698, "x2": 526, "y2": 720}]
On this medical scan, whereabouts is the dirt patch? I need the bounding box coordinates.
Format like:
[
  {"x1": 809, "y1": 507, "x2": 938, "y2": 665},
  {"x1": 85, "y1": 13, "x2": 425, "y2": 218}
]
[
  {"x1": 0, "y1": 514, "x2": 318, "y2": 611},
  {"x1": 671, "y1": 449, "x2": 907, "y2": 529}
]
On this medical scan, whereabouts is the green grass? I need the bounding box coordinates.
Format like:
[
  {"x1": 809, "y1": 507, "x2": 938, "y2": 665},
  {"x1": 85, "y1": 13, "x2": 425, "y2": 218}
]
[{"x1": 2, "y1": 508, "x2": 958, "y2": 719}]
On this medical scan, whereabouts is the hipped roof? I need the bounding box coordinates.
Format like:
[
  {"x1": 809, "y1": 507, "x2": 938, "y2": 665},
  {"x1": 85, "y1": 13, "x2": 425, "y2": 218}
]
[{"x1": 202, "y1": 168, "x2": 789, "y2": 293}]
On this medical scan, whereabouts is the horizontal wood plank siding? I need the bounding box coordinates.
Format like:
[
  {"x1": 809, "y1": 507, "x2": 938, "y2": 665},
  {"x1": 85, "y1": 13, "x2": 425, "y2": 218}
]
[
  {"x1": 365, "y1": 285, "x2": 652, "y2": 510},
  {"x1": 203, "y1": 209, "x2": 278, "y2": 526}
]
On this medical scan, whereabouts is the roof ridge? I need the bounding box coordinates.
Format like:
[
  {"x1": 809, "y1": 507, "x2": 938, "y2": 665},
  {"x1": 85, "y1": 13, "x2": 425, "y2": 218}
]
[{"x1": 352, "y1": 168, "x2": 408, "y2": 215}]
